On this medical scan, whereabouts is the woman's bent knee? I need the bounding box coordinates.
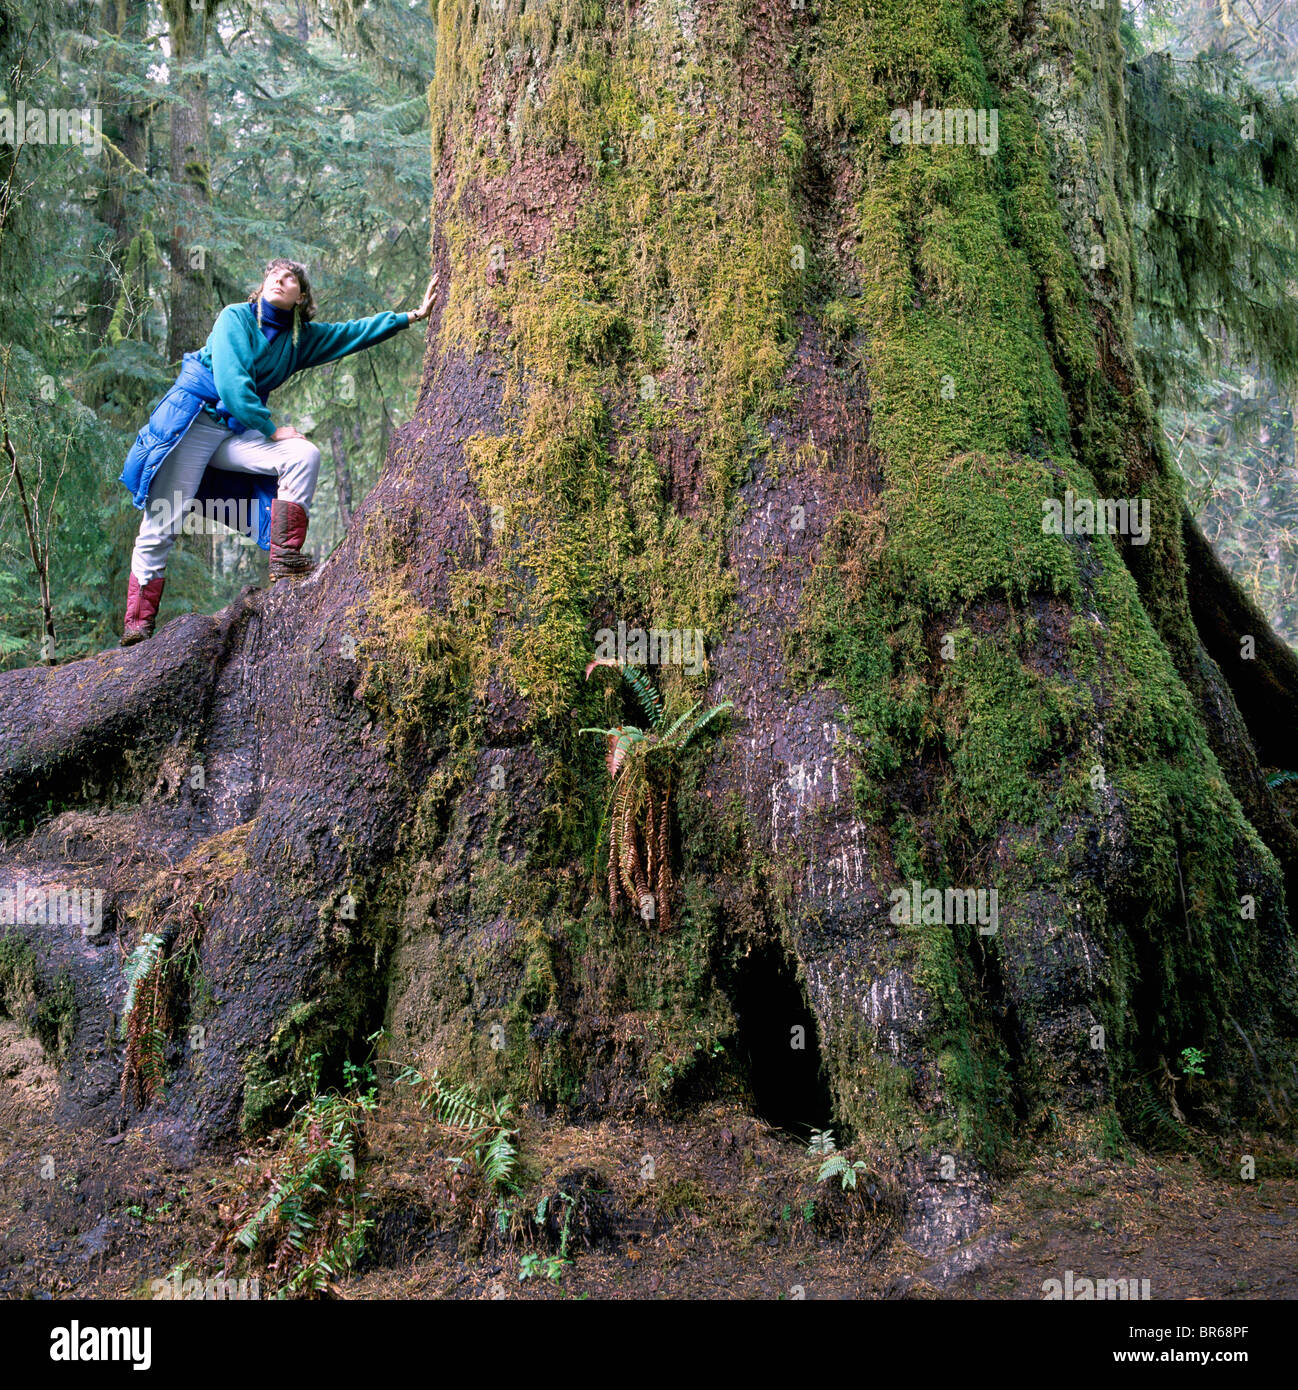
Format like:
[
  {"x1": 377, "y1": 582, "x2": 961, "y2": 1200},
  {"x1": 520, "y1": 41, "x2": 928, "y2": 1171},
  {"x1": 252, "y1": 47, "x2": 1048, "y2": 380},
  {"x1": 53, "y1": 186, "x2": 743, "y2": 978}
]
[{"x1": 278, "y1": 437, "x2": 320, "y2": 469}]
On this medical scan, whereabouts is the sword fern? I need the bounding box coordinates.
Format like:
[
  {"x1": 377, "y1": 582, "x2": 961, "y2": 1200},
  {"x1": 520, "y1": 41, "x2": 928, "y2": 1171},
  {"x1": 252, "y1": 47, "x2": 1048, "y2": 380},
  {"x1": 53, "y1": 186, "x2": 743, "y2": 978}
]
[{"x1": 580, "y1": 661, "x2": 732, "y2": 929}]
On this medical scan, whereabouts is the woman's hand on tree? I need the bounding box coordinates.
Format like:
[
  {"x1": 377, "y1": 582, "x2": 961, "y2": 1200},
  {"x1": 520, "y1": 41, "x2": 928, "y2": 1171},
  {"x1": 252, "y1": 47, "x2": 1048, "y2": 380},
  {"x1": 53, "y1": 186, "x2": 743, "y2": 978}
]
[{"x1": 408, "y1": 273, "x2": 439, "y2": 323}]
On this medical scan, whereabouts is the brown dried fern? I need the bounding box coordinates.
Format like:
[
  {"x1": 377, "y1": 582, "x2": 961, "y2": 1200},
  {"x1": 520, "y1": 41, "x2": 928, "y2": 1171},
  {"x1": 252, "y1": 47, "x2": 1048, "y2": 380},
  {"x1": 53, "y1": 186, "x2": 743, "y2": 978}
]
[
  {"x1": 656, "y1": 780, "x2": 672, "y2": 930},
  {"x1": 122, "y1": 954, "x2": 172, "y2": 1107},
  {"x1": 118, "y1": 824, "x2": 252, "y2": 1108},
  {"x1": 581, "y1": 665, "x2": 731, "y2": 931}
]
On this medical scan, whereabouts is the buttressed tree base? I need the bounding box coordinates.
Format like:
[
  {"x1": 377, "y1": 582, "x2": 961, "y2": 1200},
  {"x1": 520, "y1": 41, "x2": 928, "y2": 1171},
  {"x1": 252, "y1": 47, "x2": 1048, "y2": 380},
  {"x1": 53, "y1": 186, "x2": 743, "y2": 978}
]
[{"x1": 1, "y1": 0, "x2": 1296, "y2": 1253}]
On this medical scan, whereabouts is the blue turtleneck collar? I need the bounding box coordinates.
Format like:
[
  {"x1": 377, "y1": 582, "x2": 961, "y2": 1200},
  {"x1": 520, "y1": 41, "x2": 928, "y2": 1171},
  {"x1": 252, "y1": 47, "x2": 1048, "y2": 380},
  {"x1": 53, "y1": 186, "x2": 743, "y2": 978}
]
[{"x1": 256, "y1": 296, "x2": 294, "y2": 340}]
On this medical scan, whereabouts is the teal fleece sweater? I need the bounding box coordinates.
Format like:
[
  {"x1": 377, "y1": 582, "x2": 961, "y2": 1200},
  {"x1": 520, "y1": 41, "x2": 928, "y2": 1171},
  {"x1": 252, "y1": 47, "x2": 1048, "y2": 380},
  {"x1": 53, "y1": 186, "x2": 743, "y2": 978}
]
[{"x1": 196, "y1": 302, "x2": 410, "y2": 436}]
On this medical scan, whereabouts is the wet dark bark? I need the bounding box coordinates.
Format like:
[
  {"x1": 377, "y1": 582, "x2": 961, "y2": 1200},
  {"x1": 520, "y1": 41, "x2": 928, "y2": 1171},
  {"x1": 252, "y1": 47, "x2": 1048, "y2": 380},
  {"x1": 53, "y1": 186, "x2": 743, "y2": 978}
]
[{"x1": 1182, "y1": 508, "x2": 1298, "y2": 770}]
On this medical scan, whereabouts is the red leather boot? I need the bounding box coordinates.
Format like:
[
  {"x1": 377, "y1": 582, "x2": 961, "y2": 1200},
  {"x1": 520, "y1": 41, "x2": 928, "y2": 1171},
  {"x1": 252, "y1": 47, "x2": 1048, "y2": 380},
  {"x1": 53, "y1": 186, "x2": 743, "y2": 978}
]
[
  {"x1": 269, "y1": 499, "x2": 315, "y2": 581},
  {"x1": 122, "y1": 574, "x2": 165, "y2": 646}
]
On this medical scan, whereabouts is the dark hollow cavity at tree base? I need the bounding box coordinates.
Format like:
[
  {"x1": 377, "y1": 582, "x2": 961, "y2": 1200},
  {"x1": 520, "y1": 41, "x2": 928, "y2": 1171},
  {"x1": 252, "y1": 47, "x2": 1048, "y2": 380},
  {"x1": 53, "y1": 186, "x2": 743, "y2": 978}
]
[{"x1": 726, "y1": 939, "x2": 835, "y2": 1143}]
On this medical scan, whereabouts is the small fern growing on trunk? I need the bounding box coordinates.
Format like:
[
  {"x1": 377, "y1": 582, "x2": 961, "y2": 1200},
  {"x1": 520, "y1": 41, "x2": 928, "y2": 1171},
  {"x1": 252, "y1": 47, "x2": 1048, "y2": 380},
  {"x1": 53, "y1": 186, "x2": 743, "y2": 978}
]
[{"x1": 580, "y1": 659, "x2": 731, "y2": 930}]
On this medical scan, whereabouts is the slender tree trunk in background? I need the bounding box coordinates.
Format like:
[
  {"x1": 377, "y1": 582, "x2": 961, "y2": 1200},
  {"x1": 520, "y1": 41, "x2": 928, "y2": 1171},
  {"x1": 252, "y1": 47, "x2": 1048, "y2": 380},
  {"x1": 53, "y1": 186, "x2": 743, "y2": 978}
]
[
  {"x1": 0, "y1": 28, "x2": 56, "y2": 665},
  {"x1": 163, "y1": 0, "x2": 216, "y2": 367},
  {"x1": 86, "y1": 0, "x2": 149, "y2": 368},
  {"x1": 0, "y1": 3, "x2": 36, "y2": 346},
  {"x1": 159, "y1": 0, "x2": 230, "y2": 722},
  {"x1": 375, "y1": 387, "x2": 391, "y2": 482},
  {"x1": 330, "y1": 422, "x2": 354, "y2": 531},
  {"x1": 1, "y1": 0, "x2": 1296, "y2": 1241},
  {"x1": 1, "y1": 416, "x2": 54, "y2": 663}
]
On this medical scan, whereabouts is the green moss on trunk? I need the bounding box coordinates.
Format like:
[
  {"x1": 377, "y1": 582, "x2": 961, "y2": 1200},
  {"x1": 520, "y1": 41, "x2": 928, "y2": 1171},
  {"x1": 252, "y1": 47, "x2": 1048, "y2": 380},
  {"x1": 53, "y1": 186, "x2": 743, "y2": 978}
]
[{"x1": 0, "y1": 930, "x2": 76, "y2": 1062}]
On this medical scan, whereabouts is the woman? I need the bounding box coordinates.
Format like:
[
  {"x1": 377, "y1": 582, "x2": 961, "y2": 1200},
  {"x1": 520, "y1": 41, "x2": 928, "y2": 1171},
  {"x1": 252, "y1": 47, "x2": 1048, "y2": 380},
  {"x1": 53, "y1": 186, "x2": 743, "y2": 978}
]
[{"x1": 118, "y1": 258, "x2": 437, "y2": 645}]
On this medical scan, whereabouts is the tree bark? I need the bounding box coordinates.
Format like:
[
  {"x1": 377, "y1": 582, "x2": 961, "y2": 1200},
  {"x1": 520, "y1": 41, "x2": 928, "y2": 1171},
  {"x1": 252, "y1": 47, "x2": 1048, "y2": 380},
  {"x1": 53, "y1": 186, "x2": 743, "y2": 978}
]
[
  {"x1": 330, "y1": 421, "x2": 354, "y2": 531},
  {"x1": 87, "y1": 0, "x2": 149, "y2": 362},
  {"x1": 163, "y1": 0, "x2": 216, "y2": 367},
  {"x1": 1, "y1": 0, "x2": 1295, "y2": 1240},
  {"x1": 1182, "y1": 507, "x2": 1298, "y2": 769}
]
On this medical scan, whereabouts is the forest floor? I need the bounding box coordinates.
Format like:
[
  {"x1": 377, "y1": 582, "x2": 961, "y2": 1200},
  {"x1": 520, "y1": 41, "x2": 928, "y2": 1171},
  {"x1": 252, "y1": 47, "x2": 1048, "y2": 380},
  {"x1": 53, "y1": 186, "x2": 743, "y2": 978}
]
[{"x1": 2, "y1": 1020, "x2": 1294, "y2": 1302}]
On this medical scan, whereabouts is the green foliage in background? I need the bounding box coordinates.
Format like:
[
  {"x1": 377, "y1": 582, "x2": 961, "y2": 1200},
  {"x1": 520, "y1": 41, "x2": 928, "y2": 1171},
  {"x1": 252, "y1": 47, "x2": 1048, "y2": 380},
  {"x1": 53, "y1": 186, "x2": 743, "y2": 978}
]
[
  {"x1": 1125, "y1": 2, "x2": 1298, "y2": 647},
  {"x1": 0, "y1": 0, "x2": 433, "y2": 666}
]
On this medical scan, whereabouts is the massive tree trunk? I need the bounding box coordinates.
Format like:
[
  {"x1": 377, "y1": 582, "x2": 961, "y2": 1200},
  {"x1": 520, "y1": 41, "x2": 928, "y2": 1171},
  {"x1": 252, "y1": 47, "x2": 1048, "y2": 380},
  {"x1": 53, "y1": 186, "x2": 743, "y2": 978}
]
[{"x1": 2, "y1": 0, "x2": 1295, "y2": 1240}]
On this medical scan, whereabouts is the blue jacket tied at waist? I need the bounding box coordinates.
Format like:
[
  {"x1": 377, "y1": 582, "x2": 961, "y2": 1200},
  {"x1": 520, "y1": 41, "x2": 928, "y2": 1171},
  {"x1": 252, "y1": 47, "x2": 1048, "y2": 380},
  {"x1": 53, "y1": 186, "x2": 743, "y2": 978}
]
[
  {"x1": 118, "y1": 352, "x2": 276, "y2": 551},
  {"x1": 119, "y1": 301, "x2": 409, "y2": 550}
]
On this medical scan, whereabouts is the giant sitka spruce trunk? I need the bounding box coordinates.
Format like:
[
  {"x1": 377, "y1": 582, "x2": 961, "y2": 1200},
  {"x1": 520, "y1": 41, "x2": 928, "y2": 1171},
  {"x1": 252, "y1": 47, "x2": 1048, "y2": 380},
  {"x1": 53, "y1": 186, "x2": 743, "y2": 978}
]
[{"x1": 1, "y1": 0, "x2": 1295, "y2": 1208}]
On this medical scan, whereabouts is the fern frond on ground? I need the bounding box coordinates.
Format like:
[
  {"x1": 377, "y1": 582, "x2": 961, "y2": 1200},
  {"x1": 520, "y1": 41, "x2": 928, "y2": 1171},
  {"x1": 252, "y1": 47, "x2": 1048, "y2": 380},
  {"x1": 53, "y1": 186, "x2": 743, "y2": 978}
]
[
  {"x1": 209, "y1": 1057, "x2": 378, "y2": 1299},
  {"x1": 396, "y1": 1065, "x2": 521, "y2": 1198}
]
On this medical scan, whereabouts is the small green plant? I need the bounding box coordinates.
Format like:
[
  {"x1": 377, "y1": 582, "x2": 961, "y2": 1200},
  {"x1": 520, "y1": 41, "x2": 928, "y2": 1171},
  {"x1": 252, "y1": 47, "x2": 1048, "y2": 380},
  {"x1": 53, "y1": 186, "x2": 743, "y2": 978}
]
[
  {"x1": 580, "y1": 660, "x2": 732, "y2": 930},
  {"x1": 817, "y1": 1153, "x2": 869, "y2": 1191},
  {"x1": 342, "y1": 1055, "x2": 376, "y2": 1092},
  {"x1": 395, "y1": 1066, "x2": 521, "y2": 1196},
  {"x1": 1180, "y1": 1046, "x2": 1207, "y2": 1077},
  {"x1": 210, "y1": 1043, "x2": 380, "y2": 1298},
  {"x1": 808, "y1": 1127, "x2": 870, "y2": 1190},
  {"x1": 554, "y1": 1190, "x2": 577, "y2": 1258},
  {"x1": 529, "y1": 1189, "x2": 577, "y2": 1279},
  {"x1": 805, "y1": 1128, "x2": 836, "y2": 1157},
  {"x1": 519, "y1": 1251, "x2": 567, "y2": 1283}
]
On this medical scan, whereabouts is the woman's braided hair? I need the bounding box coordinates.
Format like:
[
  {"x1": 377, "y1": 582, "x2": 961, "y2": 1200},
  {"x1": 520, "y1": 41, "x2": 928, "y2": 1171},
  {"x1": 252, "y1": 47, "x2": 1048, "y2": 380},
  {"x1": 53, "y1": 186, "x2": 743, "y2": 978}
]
[{"x1": 248, "y1": 258, "x2": 316, "y2": 344}]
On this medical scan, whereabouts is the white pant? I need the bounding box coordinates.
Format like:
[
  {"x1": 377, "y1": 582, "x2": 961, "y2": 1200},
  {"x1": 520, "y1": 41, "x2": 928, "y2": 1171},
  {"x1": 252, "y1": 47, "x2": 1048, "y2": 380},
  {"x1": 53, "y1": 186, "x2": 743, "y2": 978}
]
[{"x1": 130, "y1": 413, "x2": 321, "y2": 584}]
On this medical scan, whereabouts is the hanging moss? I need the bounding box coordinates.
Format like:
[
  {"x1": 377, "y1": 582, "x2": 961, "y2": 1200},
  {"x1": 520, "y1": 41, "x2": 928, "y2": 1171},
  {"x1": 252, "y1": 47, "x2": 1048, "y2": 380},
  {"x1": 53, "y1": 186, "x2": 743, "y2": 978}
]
[{"x1": 1126, "y1": 50, "x2": 1298, "y2": 406}]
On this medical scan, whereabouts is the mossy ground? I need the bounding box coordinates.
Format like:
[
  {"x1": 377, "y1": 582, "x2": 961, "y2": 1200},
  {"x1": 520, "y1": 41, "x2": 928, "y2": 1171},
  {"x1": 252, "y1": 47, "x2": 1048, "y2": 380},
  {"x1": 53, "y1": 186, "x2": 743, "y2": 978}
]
[{"x1": 3, "y1": 1084, "x2": 1295, "y2": 1300}]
